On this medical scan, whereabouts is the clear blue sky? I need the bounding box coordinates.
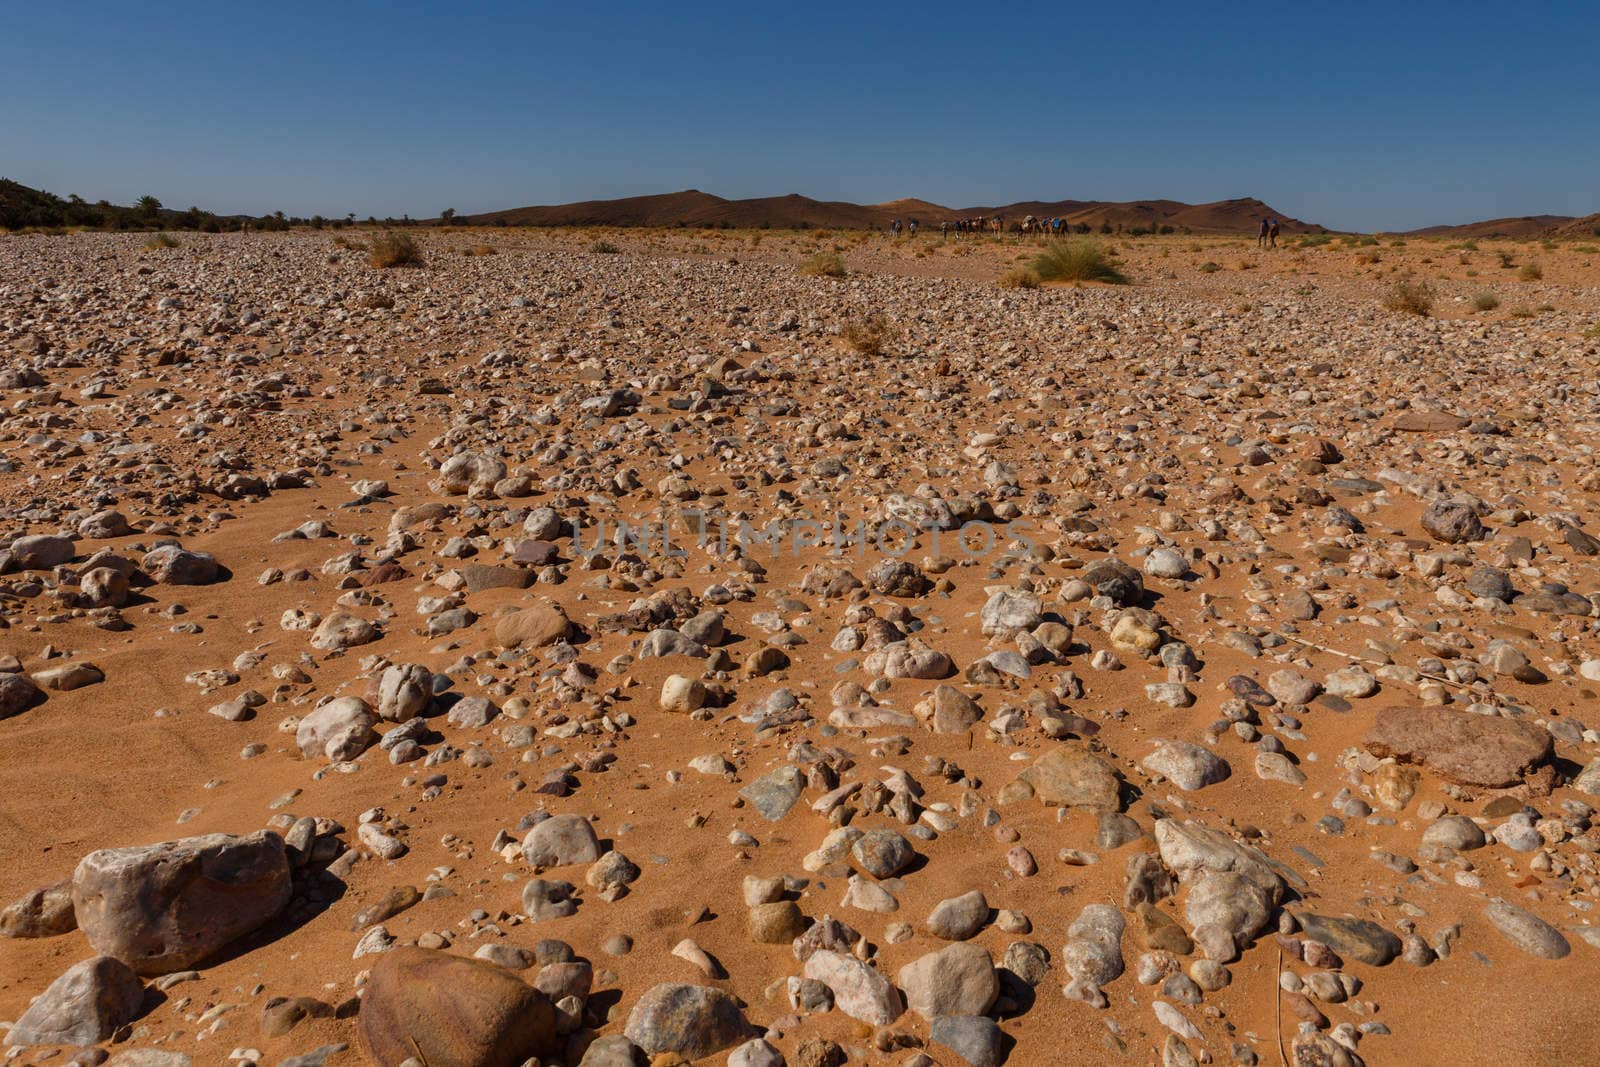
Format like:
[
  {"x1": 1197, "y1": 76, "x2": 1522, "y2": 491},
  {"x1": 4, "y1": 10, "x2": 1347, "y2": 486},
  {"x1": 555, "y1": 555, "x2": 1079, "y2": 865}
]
[{"x1": 2, "y1": 1, "x2": 1594, "y2": 231}]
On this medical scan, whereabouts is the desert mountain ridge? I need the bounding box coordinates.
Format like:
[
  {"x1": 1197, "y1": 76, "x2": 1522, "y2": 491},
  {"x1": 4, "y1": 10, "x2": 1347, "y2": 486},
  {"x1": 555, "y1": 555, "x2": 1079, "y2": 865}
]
[
  {"x1": 463, "y1": 190, "x2": 1330, "y2": 234},
  {"x1": 1403, "y1": 215, "x2": 1579, "y2": 239},
  {"x1": 6, "y1": 176, "x2": 1596, "y2": 238}
]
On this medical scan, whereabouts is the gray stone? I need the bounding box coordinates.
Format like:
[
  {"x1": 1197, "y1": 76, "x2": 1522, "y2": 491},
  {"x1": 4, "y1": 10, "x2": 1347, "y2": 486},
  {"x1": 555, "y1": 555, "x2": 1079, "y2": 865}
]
[
  {"x1": 622, "y1": 983, "x2": 751, "y2": 1059},
  {"x1": 73, "y1": 831, "x2": 291, "y2": 974},
  {"x1": 4, "y1": 956, "x2": 144, "y2": 1046},
  {"x1": 852, "y1": 829, "x2": 914, "y2": 879},
  {"x1": 296, "y1": 697, "x2": 377, "y2": 762},
  {"x1": 898, "y1": 942, "x2": 998, "y2": 1019},
  {"x1": 1295, "y1": 914, "x2": 1401, "y2": 966},
  {"x1": 740, "y1": 767, "x2": 804, "y2": 821},
  {"x1": 927, "y1": 890, "x2": 988, "y2": 941},
  {"x1": 1483, "y1": 899, "x2": 1570, "y2": 959},
  {"x1": 802, "y1": 950, "x2": 903, "y2": 1025},
  {"x1": 929, "y1": 1014, "x2": 1004, "y2": 1067},
  {"x1": 1142, "y1": 740, "x2": 1230, "y2": 791},
  {"x1": 521, "y1": 814, "x2": 601, "y2": 868}
]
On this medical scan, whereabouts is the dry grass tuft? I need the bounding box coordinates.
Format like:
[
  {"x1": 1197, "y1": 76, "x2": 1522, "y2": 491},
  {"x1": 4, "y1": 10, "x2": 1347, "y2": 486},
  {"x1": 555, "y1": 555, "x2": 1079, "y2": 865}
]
[
  {"x1": 840, "y1": 315, "x2": 896, "y2": 356},
  {"x1": 1471, "y1": 291, "x2": 1500, "y2": 312},
  {"x1": 143, "y1": 232, "x2": 179, "y2": 250},
  {"x1": 997, "y1": 267, "x2": 1040, "y2": 289},
  {"x1": 798, "y1": 251, "x2": 846, "y2": 277},
  {"x1": 368, "y1": 231, "x2": 421, "y2": 268},
  {"x1": 1518, "y1": 262, "x2": 1543, "y2": 281},
  {"x1": 590, "y1": 240, "x2": 620, "y2": 254},
  {"x1": 1382, "y1": 276, "x2": 1434, "y2": 316}
]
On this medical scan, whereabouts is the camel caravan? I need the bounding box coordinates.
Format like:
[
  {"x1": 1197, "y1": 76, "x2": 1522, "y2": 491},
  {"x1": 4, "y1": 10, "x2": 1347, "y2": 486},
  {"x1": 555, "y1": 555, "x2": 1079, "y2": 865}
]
[{"x1": 888, "y1": 214, "x2": 1092, "y2": 238}]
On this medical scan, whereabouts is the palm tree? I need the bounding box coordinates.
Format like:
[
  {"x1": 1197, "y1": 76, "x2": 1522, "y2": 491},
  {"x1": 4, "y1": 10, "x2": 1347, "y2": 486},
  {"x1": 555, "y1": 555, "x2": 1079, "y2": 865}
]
[{"x1": 136, "y1": 195, "x2": 162, "y2": 222}]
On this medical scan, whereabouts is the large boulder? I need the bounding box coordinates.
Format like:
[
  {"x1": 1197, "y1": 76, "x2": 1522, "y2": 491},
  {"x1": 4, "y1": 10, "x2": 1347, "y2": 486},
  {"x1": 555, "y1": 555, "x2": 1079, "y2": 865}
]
[
  {"x1": 1363, "y1": 706, "x2": 1552, "y2": 788},
  {"x1": 622, "y1": 983, "x2": 751, "y2": 1060},
  {"x1": 438, "y1": 452, "x2": 508, "y2": 496},
  {"x1": 1419, "y1": 500, "x2": 1487, "y2": 544},
  {"x1": 8, "y1": 534, "x2": 76, "y2": 570},
  {"x1": 296, "y1": 697, "x2": 378, "y2": 762},
  {"x1": 1141, "y1": 740, "x2": 1231, "y2": 791},
  {"x1": 3, "y1": 956, "x2": 145, "y2": 1046},
  {"x1": 358, "y1": 947, "x2": 557, "y2": 1067},
  {"x1": 980, "y1": 589, "x2": 1042, "y2": 635},
  {"x1": 73, "y1": 831, "x2": 292, "y2": 974},
  {"x1": 802, "y1": 950, "x2": 903, "y2": 1025}
]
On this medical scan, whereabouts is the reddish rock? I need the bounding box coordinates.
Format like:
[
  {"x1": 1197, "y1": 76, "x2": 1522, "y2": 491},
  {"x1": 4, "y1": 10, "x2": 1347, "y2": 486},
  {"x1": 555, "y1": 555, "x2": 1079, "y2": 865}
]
[
  {"x1": 1363, "y1": 706, "x2": 1552, "y2": 788},
  {"x1": 357, "y1": 947, "x2": 556, "y2": 1067},
  {"x1": 494, "y1": 604, "x2": 573, "y2": 648}
]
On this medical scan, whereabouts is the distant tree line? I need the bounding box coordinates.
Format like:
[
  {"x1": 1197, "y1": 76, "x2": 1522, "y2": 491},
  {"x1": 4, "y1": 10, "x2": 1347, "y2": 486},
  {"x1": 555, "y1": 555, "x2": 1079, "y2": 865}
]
[{"x1": 0, "y1": 178, "x2": 384, "y2": 233}]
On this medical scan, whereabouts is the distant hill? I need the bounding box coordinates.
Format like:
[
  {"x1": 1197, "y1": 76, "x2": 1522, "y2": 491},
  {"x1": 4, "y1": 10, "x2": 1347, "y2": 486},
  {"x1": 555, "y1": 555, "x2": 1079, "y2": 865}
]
[
  {"x1": 1551, "y1": 214, "x2": 1600, "y2": 238},
  {"x1": 1404, "y1": 215, "x2": 1577, "y2": 239},
  {"x1": 461, "y1": 190, "x2": 1324, "y2": 234}
]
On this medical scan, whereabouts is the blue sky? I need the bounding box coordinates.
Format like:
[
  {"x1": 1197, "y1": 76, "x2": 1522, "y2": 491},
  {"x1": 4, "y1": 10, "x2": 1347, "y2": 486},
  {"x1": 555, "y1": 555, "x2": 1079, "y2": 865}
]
[{"x1": 2, "y1": 1, "x2": 1594, "y2": 231}]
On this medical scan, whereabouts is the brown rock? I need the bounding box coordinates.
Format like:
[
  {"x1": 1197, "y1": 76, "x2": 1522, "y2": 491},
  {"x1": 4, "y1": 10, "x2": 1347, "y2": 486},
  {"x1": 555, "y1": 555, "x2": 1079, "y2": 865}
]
[
  {"x1": 260, "y1": 995, "x2": 333, "y2": 1038},
  {"x1": 1363, "y1": 706, "x2": 1552, "y2": 788},
  {"x1": 1419, "y1": 501, "x2": 1487, "y2": 544},
  {"x1": 357, "y1": 947, "x2": 557, "y2": 1067},
  {"x1": 748, "y1": 901, "x2": 806, "y2": 944},
  {"x1": 1393, "y1": 411, "x2": 1470, "y2": 432},
  {"x1": 0, "y1": 879, "x2": 78, "y2": 939},
  {"x1": 1019, "y1": 748, "x2": 1123, "y2": 810},
  {"x1": 495, "y1": 604, "x2": 573, "y2": 649},
  {"x1": 462, "y1": 563, "x2": 533, "y2": 592}
]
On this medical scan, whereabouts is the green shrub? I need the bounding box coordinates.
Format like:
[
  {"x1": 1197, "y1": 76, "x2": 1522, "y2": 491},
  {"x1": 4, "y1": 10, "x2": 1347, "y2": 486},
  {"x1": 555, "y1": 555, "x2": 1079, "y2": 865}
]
[{"x1": 1031, "y1": 239, "x2": 1128, "y2": 284}]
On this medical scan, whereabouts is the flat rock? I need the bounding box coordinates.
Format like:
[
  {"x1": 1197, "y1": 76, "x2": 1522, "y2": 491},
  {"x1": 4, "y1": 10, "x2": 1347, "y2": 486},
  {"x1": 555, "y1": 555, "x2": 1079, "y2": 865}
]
[
  {"x1": 1295, "y1": 914, "x2": 1402, "y2": 966},
  {"x1": 1019, "y1": 747, "x2": 1122, "y2": 810},
  {"x1": 1363, "y1": 706, "x2": 1552, "y2": 787}
]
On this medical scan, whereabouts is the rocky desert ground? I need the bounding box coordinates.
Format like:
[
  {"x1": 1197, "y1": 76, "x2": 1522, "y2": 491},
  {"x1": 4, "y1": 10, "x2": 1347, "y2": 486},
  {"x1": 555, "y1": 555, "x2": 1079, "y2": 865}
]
[{"x1": 3, "y1": 227, "x2": 1600, "y2": 1067}]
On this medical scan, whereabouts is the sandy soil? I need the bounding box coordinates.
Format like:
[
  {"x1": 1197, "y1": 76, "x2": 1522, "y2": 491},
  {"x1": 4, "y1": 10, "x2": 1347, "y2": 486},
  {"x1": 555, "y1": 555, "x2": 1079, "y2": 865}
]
[{"x1": 2, "y1": 228, "x2": 1599, "y2": 1067}]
